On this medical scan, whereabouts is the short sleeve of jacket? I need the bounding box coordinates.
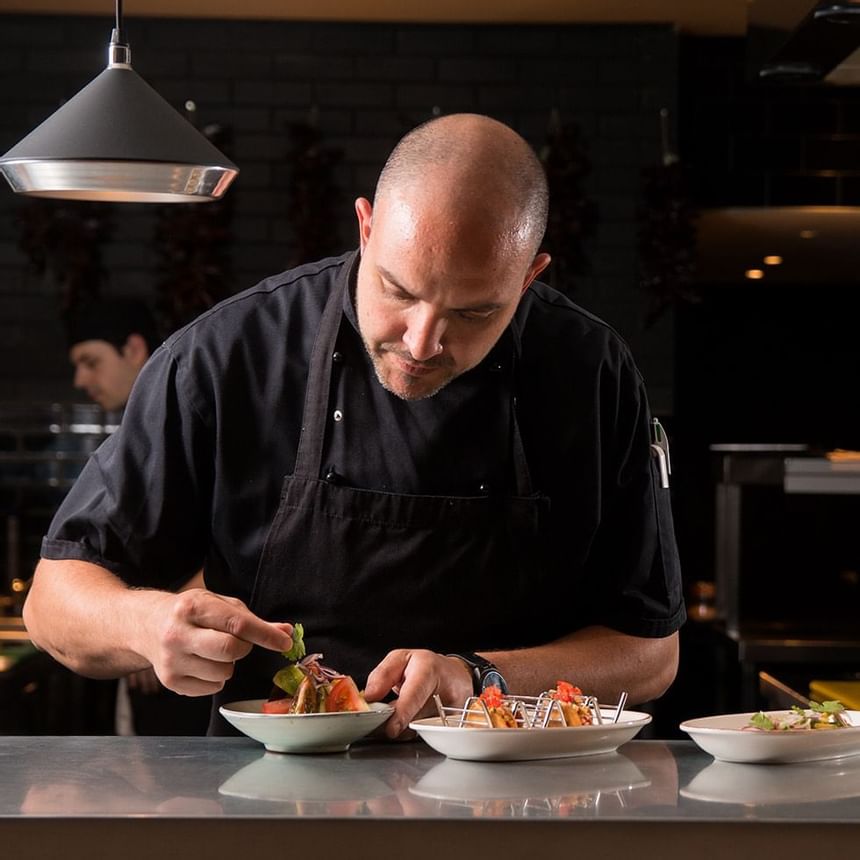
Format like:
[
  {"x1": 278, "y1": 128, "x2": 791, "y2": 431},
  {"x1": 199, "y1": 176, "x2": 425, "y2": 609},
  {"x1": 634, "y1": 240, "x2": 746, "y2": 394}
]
[
  {"x1": 516, "y1": 287, "x2": 685, "y2": 642},
  {"x1": 41, "y1": 342, "x2": 213, "y2": 588},
  {"x1": 578, "y1": 350, "x2": 685, "y2": 637}
]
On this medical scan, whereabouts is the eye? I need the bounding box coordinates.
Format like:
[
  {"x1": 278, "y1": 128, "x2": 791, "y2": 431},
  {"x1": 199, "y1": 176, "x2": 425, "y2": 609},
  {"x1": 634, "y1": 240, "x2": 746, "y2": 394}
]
[
  {"x1": 456, "y1": 309, "x2": 497, "y2": 323},
  {"x1": 382, "y1": 283, "x2": 414, "y2": 304}
]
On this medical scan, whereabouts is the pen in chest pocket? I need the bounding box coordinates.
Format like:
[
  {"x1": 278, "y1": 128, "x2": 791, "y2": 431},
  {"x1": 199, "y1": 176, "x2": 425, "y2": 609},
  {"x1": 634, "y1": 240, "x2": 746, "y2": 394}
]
[{"x1": 650, "y1": 417, "x2": 671, "y2": 489}]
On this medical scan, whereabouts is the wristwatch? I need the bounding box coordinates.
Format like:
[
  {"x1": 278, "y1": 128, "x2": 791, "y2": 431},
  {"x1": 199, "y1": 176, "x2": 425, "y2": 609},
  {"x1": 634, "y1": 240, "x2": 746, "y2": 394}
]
[{"x1": 447, "y1": 652, "x2": 508, "y2": 695}]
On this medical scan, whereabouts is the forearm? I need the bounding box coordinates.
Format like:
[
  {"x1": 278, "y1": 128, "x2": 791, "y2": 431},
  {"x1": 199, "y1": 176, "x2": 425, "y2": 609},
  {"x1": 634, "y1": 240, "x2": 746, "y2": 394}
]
[
  {"x1": 23, "y1": 558, "x2": 169, "y2": 679},
  {"x1": 482, "y1": 626, "x2": 679, "y2": 705}
]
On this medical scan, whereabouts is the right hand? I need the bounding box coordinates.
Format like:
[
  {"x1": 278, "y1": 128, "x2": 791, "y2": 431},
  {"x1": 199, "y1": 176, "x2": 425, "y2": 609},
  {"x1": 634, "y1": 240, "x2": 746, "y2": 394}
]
[{"x1": 139, "y1": 588, "x2": 293, "y2": 696}]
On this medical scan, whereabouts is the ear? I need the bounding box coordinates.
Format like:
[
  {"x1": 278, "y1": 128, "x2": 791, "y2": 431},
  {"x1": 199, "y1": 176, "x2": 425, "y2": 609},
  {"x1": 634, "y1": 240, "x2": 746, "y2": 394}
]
[
  {"x1": 520, "y1": 252, "x2": 552, "y2": 295},
  {"x1": 121, "y1": 333, "x2": 150, "y2": 370},
  {"x1": 355, "y1": 197, "x2": 373, "y2": 253}
]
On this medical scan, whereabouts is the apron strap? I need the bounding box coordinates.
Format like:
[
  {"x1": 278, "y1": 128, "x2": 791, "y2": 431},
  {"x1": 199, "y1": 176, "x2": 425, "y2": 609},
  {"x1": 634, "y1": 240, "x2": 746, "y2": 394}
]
[
  {"x1": 293, "y1": 262, "x2": 351, "y2": 478},
  {"x1": 506, "y1": 314, "x2": 534, "y2": 498}
]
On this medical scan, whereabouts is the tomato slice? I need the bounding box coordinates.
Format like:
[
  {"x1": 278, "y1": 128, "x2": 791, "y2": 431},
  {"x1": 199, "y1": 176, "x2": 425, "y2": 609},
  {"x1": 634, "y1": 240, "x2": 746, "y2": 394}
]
[
  {"x1": 324, "y1": 677, "x2": 370, "y2": 713},
  {"x1": 261, "y1": 697, "x2": 294, "y2": 714}
]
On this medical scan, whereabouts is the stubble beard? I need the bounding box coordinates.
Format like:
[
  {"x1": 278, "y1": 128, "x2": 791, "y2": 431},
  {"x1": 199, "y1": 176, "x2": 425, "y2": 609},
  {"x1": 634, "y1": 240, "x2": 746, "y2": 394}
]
[{"x1": 366, "y1": 344, "x2": 456, "y2": 401}]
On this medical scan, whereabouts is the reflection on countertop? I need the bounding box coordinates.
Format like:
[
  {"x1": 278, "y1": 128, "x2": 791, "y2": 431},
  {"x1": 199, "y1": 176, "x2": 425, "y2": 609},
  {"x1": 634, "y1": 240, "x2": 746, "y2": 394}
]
[
  {"x1": 2, "y1": 736, "x2": 860, "y2": 821},
  {"x1": 4, "y1": 737, "x2": 860, "y2": 860}
]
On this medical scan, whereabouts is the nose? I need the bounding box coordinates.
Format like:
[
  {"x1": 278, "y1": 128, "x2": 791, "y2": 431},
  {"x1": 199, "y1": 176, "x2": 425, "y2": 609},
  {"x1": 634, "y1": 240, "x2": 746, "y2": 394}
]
[
  {"x1": 73, "y1": 366, "x2": 87, "y2": 390},
  {"x1": 402, "y1": 308, "x2": 446, "y2": 362}
]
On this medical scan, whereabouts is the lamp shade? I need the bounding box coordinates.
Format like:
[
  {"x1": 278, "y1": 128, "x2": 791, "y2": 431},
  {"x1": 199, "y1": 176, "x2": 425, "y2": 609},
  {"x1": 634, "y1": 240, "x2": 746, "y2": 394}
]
[{"x1": 0, "y1": 62, "x2": 239, "y2": 203}]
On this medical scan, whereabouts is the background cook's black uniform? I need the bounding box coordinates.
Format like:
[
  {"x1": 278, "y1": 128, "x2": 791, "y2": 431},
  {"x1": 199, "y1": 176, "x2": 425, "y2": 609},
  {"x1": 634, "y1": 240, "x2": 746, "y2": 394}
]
[{"x1": 42, "y1": 251, "x2": 685, "y2": 734}]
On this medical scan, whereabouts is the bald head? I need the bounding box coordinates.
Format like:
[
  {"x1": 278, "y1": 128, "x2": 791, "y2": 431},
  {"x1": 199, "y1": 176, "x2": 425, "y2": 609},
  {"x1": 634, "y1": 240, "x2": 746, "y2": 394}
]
[
  {"x1": 354, "y1": 115, "x2": 552, "y2": 401},
  {"x1": 374, "y1": 114, "x2": 549, "y2": 257}
]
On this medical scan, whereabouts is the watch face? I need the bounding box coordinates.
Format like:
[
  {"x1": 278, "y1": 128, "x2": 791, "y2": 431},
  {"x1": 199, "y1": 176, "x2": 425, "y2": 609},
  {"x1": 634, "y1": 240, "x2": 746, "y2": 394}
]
[{"x1": 480, "y1": 669, "x2": 508, "y2": 694}]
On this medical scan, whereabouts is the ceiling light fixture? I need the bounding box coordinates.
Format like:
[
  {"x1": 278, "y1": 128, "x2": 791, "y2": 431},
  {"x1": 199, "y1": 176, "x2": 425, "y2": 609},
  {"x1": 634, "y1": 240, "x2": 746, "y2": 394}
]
[
  {"x1": 763, "y1": 255, "x2": 784, "y2": 265},
  {"x1": 0, "y1": 1, "x2": 238, "y2": 203},
  {"x1": 745, "y1": 268, "x2": 765, "y2": 280}
]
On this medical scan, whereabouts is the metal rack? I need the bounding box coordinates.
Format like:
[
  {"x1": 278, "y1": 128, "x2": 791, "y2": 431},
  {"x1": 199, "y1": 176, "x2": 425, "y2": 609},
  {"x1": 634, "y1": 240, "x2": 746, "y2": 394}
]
[
  {"x1": 433, "y1": 691, "x2": 629, "y2": 728},
  {"x1": 712, "y1": 446, "x2": 860, "y2": 710},
  {"x1": 0, "y1": 402, "x2": 117, "y2": 601}
]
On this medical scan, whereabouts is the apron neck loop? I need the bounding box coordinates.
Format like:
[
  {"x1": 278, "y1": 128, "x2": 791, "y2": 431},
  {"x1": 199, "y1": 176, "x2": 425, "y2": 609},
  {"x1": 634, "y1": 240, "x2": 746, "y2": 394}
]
[{"x1": 294, "y1": 259, "x2": 535, "y2": 498}]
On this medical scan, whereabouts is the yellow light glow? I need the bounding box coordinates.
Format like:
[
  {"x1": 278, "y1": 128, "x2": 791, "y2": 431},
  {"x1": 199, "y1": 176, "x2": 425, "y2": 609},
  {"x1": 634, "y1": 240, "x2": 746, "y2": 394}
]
[
  {"x1": 799, "y1": 229, "x2": 817, "y2": 239},
  {"x1": 745, "y1": 269, "x2": 765, "y2": 280},
  {"x1": 763, "y1": 255, "x2": 783, "y2": 266}
]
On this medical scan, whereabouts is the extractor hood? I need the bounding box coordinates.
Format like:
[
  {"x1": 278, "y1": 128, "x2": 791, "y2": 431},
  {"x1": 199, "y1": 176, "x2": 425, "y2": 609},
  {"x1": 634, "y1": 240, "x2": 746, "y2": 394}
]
[{"x1": 748, "y1": 0, "x2": 860, "y2": 83}]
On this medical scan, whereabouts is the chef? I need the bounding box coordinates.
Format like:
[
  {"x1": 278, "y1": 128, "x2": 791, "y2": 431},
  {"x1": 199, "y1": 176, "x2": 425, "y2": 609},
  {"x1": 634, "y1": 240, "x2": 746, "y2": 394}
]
[
  {"x1": 23, "y1": 113, "x2": 685, "y2": 736},
  {"x1": 66, "y1": 298, "x2": 159, "y2": 414},
  {"x1": 64, "y1": 296, "x2": 211, "y2": 735}
]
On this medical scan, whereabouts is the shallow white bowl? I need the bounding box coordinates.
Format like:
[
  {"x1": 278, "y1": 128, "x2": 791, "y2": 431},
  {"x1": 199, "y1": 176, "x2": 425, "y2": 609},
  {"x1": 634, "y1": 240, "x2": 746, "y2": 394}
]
[
  {"x1": 219, "y1": 699, "x2": 394, "y2": 754},
  {"x1": 409, "y1": 709, "x2": 651, "y2": 762},
  {"x1": 679, "y1": 710, "x2": 860, "y2": 764}
]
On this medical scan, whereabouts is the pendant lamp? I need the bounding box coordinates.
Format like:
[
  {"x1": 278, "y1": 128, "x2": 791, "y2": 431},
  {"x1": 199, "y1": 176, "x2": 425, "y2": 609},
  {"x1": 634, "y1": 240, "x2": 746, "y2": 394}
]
[{"x1": 0, "y1": 2, "x2": 238, "y2": 203}]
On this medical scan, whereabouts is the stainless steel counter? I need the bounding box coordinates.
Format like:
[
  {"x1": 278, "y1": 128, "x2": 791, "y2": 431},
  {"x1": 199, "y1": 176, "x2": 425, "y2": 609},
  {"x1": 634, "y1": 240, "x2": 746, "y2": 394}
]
[{"x1": 2, "y1": 736, "x2": 859, "y2": 858}]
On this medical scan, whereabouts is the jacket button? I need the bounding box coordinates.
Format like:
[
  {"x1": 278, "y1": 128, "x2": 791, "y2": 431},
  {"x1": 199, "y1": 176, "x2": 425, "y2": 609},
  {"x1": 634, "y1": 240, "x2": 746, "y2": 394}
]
[
  {"x1": 325, "y1": 468, "x2": 341, "y2": 484},
  {"x1": 332, "y1": 351, "x2": 344, "y2": 364},
  {"x1": 333, "y1": 409, "x2": 344, "y2": 422},
  {"x1": 479, "y1": 483, "x2": 490, "y2": 494}
]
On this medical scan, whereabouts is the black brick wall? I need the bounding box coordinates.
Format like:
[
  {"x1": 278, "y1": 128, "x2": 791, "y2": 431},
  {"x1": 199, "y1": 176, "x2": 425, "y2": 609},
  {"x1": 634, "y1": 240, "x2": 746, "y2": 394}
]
[{"x1": 0, "y1": 14, "x2": 678, "y2": 409}]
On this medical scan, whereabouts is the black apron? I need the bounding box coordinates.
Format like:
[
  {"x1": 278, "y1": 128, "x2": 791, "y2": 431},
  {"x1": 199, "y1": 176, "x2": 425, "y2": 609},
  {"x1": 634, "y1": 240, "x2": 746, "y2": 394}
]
[{"x1": 211, "y1": 272, "x2": 550, "y2": 733}]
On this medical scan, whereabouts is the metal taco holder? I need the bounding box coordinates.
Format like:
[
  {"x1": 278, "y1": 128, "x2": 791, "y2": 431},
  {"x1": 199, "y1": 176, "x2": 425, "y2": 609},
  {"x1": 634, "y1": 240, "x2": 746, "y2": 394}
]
[{"x1": 432, "y1": 690, "x2": 629, "y2": 728}]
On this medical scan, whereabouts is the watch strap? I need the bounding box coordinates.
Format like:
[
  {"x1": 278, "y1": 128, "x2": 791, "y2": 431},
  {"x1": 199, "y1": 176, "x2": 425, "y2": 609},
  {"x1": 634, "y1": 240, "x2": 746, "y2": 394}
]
[{"x1": 447, "y1": 651, "x2": 508, "y2": 695}]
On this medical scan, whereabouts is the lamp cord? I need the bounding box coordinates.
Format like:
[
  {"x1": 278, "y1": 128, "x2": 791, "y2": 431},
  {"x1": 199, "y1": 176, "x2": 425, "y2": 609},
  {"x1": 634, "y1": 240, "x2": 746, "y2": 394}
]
[{"x1": 113, "y1": 0, "x2": 125, "y2": 45}]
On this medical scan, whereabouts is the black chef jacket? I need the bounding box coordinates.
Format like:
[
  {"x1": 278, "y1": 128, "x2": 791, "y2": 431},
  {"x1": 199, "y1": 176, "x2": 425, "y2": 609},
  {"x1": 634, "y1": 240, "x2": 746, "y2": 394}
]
[{"x1": 42, "y1": 251, "x2": 685, "y2": 642}]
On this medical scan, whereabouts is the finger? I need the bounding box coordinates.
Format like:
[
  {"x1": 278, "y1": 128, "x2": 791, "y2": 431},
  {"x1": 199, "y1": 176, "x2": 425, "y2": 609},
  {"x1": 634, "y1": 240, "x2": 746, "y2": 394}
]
[
  {"x1": 159, "y1": 653, "x2": 236, "y2": 688},
  {"x1": 187, "y1": 628, "x2": 255, "y2": 663},
  {"x1": 169, "y1": 675, "x2": 228, "y2": 697},
  {"x1": 364, "y1": 650, "x2": 410, "y2": 701},
  {"x1": 375, "y1": 652, "x2": 441, "y2": 738},
  {"x1": 183, "y1": 593, "x2": 293, "y2": 652},
  {"x1": 388, "y1": 673, "x2": 437, "y2": 738}
]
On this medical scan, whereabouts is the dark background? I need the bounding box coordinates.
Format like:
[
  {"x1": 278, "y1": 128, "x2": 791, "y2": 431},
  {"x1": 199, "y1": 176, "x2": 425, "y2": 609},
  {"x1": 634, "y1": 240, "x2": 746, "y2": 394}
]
[{"x1": 1, "y1": 12, "x2": 858, "y2": 735}]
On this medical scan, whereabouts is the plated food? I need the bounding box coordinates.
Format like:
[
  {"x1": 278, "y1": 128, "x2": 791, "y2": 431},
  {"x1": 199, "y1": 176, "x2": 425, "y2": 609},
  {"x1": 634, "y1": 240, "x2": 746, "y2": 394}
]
[
  {"x1": 744, "y1": 701, "x2": 848, "y2": 732},
  {"x1": 219, "y1": 624, "x2": 392, "y2": 753},
  {"x1": 409, "y1": 708, "x2": 651, "y2": 762},
  {"x1": 219, "y1": 699, "x2": 393, "y2": 754},
  {"x1": 680, "y1": 707, "x2": 860, "y2": 764},
  {"x1": 456, "y1": 681, "x2": 600, "y2": 730},
  {"x1": 465, "y1": 685, "x2": 518, "y2": 728},
  {"x1": 261, "y1": 623, "x2": 371, "y2": 716},
  {"x1": 410, "y1": 683, "x2": 647, "y2": 761},
  {"x1": 545, "y1": 681, "x2": 594, "y2": 727}
]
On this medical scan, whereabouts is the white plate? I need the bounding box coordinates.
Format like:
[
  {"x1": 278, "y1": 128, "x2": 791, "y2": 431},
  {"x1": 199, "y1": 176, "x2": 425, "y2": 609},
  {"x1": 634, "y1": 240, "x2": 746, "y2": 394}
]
[
  {"x1": 680, "y1": 710, "x2": 860, "y2": 764},
  {"x1": 682, "y1": 756, "x2": 860, "y2": 805},
  {"x1": 219, "y1": 700, "x2": 394, "y2": 754},
  {"x1": 411, "y1": 752, "x2": 648, "y2": 802},
  {"x1": 408, "y1": 709, "x2": 651, "y2": 762}
]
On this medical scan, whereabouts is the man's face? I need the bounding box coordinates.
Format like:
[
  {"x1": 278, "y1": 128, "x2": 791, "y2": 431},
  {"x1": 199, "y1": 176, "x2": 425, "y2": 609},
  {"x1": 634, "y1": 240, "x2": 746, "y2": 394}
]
[
  {"x1": 69, "y1": 339, "x2": 143, "y2": 411},
  {"x1": 354, "y1": 195, "x2": 549, "y2": 401}
]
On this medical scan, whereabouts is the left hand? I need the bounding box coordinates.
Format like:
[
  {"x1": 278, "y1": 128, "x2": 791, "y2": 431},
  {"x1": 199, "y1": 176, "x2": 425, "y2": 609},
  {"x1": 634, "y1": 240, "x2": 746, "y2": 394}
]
[{"x1": 364, "y1": 649, "x2": 474, "y2": 738}]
